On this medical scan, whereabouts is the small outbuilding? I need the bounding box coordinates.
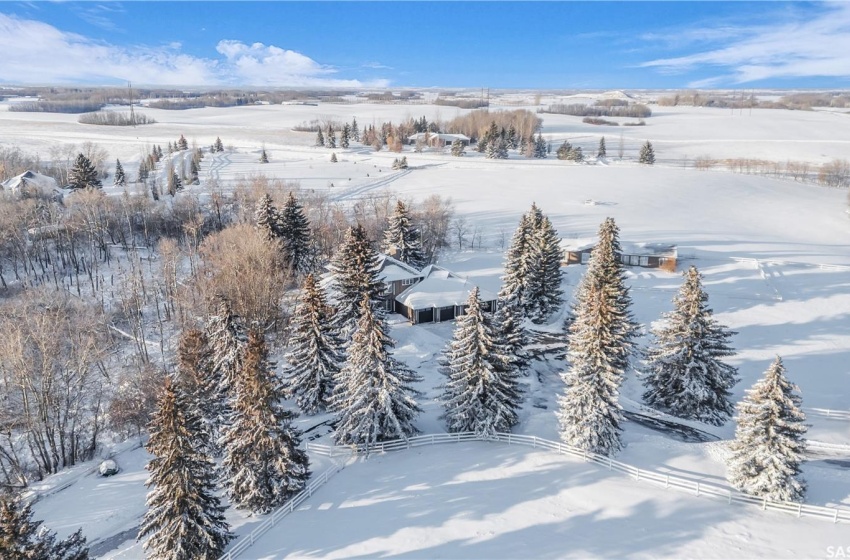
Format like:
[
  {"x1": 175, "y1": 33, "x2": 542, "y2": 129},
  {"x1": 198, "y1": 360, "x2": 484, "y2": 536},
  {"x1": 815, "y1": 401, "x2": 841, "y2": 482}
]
[
  {"x1": 561, "y1": 238, "x2": 677, "y2": 269},
  {"x1": 394, "y1": 265, "x2": 497, "y2": 324},
  {"x1": 1, "y1": 170, "x2": 64, "y2": 201}
]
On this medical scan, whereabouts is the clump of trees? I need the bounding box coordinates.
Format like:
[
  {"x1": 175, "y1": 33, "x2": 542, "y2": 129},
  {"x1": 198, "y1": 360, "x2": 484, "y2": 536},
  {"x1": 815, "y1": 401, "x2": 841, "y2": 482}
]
[
  {"x1": 78, "y1": 111, "x2": 156, "y2": 126},
  {"x1": 542, "y1": 103, "x2": 652, "y2": 119}
]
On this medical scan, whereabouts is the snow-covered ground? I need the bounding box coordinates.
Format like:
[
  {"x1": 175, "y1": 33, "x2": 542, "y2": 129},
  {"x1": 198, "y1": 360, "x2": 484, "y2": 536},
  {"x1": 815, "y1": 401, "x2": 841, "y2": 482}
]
[{"x1": 7, "y1": 97, "x2": 850, "y2": 558}]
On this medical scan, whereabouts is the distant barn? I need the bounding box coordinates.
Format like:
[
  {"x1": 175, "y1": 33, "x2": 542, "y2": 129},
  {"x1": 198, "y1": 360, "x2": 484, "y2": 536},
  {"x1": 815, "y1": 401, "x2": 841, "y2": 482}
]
[{"x1": 561, "y1": 238, "x2": 677, "y2": 269}]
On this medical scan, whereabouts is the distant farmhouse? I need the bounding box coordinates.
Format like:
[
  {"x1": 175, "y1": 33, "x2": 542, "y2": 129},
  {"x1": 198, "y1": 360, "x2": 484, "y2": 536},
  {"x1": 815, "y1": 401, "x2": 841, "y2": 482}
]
[
  {"x1": 561, "y1": 238, "x2": 677, "y2": 269},
  {"x1": 407, "y1": 133, "x2": 470, "y2": 148},
  {"x1": 324, "y1": 255, "x2": 495, "y2": 325}
]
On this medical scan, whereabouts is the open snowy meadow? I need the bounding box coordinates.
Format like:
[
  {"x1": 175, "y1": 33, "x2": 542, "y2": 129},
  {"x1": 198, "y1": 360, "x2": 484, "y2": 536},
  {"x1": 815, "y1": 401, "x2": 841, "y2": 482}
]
[{"x1": 3, "y1": 93, "x2": 850, "y2": 558}]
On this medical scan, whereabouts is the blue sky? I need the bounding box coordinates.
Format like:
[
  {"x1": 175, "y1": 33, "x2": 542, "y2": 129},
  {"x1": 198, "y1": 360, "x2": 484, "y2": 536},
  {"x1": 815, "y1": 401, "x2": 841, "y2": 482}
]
[{"x1": 1, "y1": 1, "x2": 848, "y2": 89}]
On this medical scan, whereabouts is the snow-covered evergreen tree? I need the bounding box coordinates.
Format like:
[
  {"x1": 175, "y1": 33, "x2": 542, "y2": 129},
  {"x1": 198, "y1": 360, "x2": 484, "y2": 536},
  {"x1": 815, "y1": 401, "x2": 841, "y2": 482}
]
[
  {"x1": 68, "y1": 153, "x2": 101, "y2": 190},
  {"x1": 177, "y1": 134, "x2": 189, "y2": 151},
  {"x1": 340, "y1": 123, "x2": 351, "y2": 148},
  {"x1": 138, "y1": 379, "x2": 232, "y2": 559},
  {"x1": 534, "y1": 133, "x2": 548, "y2": 158},
  {"x1": 328, "y1": 225, "x2": 385, "y2": 338},
  {"x1": 255, "y1": 193, "x2": 277, "y2": 241},
  {"x1": 642, "y1": 266, "x2": 738, "y2": 425},
  {"x1": 382, "y1": 200, "x2": 427, "y2": 269},
  {"x1": 351, "y1": 117, "x2": 360, "y2": 142},
  {"x1": 204, "y1": 297, "x2": 246, "y2": 446},
  {"x1": 332, "y1": 296, "x2": 422, "y2": 445},
  {"x1": 639, "y1": 140, "x2": 655, "y2": 164},
  {"x1": 597, "y1": 136, "x2": 607, "y2": 158},
  {"x1": 220, "y1": 330, "x2": 310, "y2": 514},
  {"x1": 325, "y1": 124, "x2": 336, "y2": 149},
  {"x1": 494, "y1": 137, "x2": 509, "y2": 159},
  {"x1": 450, "y1": 139, "x2": 465, "y2": 157},
  {"x1": 260, "y1": 147, "x2": 269, "y2": 163},
  {"x1": 189, "y1": 158, "x2": 200, "y2": 185},
  {"x1": 493, "y1": 291, "x2": 530, "y2": 377},
  {"x1": 556, "y1": 141, "x2": 573, "y2": 160},
  {"x1": 330, "y1": 152, "x2": 337, "y2": 163},
  {"x1": 727, "y1": 357, "x2": 807, "y2": 502},
  {"x1": 213, "y1": 137, "x2": 224, "y2": 153},
  {"x1": 525, "y1": 215, "x2": 564, "y2": 323},
  {"x1": 315, "y1": 128, "x2": 325, "y2": 147},
  {"x1": 276, "y1": 192, "x2": 313, "y2": 276},
  {"x1": 114, "y1": 159, "x2": 126, "y2": 187},
  {"x1": 167, "y1": 166, "x2": 182, "y2": 196},
  {"x1": 499, "y1": 212, "x2": 533, "y2": 308},
  {"x1": 0, "y1": 495, "x2": 89, "y2": 559},
  {"x1": 556, "y1": 217, "x2": 639, "y2": 456},
  {"x1": 507, "y1": 124, "x2": 518, "y2": 149},
  {"x1": 439, "y1": 288, "x2": 522, "y2": 435},
  {"x1": 283, "y1": 274, "x2": 343, "y2": 414},
  {"x1": 175, "y1": 328, "x2": 218, "y2": 453}
]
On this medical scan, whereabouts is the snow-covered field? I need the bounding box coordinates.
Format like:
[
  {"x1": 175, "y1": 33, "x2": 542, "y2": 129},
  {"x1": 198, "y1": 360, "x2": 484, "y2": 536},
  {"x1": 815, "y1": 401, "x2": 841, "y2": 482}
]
[{"x1": 7, "y1": 96, "x2": 850, "y2": 558}]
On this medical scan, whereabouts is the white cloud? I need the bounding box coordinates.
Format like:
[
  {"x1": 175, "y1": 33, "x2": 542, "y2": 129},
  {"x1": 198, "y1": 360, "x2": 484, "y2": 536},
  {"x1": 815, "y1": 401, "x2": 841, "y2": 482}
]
[
  {"x1": 640, "y1": 2, "x2": 850, "y2": 86},
  {"x1": 0, "y1": 14, "x2": 388, "y2": 87}
]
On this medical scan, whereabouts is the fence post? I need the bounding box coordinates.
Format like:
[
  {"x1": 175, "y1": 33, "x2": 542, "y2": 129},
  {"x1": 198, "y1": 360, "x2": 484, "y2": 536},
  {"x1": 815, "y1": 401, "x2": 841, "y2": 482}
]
[
  {"x1": 728, "y1": 490, "x2": 732, "y2": 504},
  {"x1": 636, "y1": 468, "x2": 640, "y2": 481},
  {"x1": 696, "y1": 483, "x2": 700, "y2": 497},
  {"x1": 762, "y1": 498, "x2": 767, "y2": 511},
  {"x1": 533, "y1": 436, "x2": 537, "y2": 448},
  {"x1": 665, "y1": 475, "x2": 669, "y2": 489},
  {"x1": 608, "y1": 457, "x2": 612, "y2": 470},
  {"x1": 797, "y1": 503, "x2": 802, "y2": 518},
  {"x1": 835, "y1": 509, "x2": 839, "y2": 523}
]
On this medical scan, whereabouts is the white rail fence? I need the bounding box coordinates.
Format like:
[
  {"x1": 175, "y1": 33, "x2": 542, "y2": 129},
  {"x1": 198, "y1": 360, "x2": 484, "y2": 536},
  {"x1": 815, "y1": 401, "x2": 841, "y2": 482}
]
[
  {"x1": 310, "y1": 432, "x2": 850, "y2": 523},
  {"x1": 220, "y1": 431, "x2": 850, "y2": 559},
  {"x1": 220, "y1": 461, "x2": 349, "y2": 560},
  {"x1": 806, "y1": 408, "x2": 850, "y2": 422}
]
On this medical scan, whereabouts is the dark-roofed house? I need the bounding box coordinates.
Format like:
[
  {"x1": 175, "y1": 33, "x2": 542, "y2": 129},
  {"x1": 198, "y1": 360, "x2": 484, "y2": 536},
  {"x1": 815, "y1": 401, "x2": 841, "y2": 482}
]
[
  {"x1": 561, "y1": 238, "x2": 677, "y2": 269},
  {"x1": 394, "y1": 265, "x2": 497, "y2": 324}
]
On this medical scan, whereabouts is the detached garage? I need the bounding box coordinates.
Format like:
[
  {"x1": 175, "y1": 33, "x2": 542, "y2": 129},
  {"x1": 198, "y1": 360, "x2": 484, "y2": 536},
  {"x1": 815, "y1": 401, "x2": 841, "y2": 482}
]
[{"x1": 395, "y1": 265, "x2": 497, "y2": 325}]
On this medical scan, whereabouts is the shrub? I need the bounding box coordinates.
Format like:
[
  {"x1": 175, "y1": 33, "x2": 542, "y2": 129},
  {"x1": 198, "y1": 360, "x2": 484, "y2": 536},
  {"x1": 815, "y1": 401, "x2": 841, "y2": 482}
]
[{"x1": 582, "y1": 117, "x2": 619, "y2": 126}]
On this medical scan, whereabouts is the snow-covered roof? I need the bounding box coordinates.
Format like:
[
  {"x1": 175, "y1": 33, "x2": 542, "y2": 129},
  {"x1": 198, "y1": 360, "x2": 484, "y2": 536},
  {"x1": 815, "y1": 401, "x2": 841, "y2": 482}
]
[
  {"x1": 377, "y1": 254, "x2": 422, "y2": 281},
  {"x1": 1, "y1": 170, "x2": 62, "y2": 199},
  {"x1": 396, "y1": 265, "x2": 496, "y2": 309},
  {"x1": 560, "y1": 238, "x2": 677, "y2": 257}
]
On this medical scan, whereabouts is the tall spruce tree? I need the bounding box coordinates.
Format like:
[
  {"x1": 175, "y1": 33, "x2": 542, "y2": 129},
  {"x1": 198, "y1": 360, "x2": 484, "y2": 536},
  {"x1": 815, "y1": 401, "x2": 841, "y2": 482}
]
[
  {"x1": 499, "y1": 212, "x2": 533, "y2": 309},
  {"x1": 494, "y1": 291, "x2": 530, "y2": 377},
  {"x1": 220, "y1": 330, "x2": 310, "y2": 514},
  {"x1": 332, "y1": 296, "x2": 422, "y2": 445},
  {"x1": 315, "y1": 128, "x2": 325, "y2": 147},
  {"x1": 328, "y1": 225, "x2": 385, "y2": 338},
  {"x1": 213, "y1": 137, "x2": 224, "y2": 153},
  {"x1": 177, "y1": 134, "x2": 189, "y2": 151},
  {"x1": 597, "y1": 137, "x2": 607, "y2": 159},
  {"x1": 642, "y1": 266, "x2": 738, "y2": 425},
  {"x1": 340, "y1": 123, "x2": 351, "y2": 148},
  {"x1": 138, "y1": 379, "x2": 232, "y2": 559},
  {"x1": 351, "y1": 117, "x2": 360, "y2": 142},
  {"x1": 0, "y1": 495, "x2": 89, "y2": 559},
  {"x1": 255, "y1": 193, "x2": 278, "y2": 242},
  {"x1": 283, "y1": 274, "x2": 343, "y2": 414},
  {"x1": 450, "y1": 139, "x2": 465, "y2": 157},
  {"x1": 526, "y1": 214, "x2": 564, "y2": 323},
  {"x1": 639, "y1": 140, "x2": 655, "y2": 164},
  {"x1": 204, "y1": 297, "x2": 246, "y2": 447},
  {"x1": 439, "y1": 288, "x2": 522, "y2": 435},
  {"x1": 276, "y1": 192, "x2": 313, "y2": 276},
  {"x1": 68, "y1": 153, "x2": 101, "y2": 190},
  {"x1": 114, "y1": 159, "x2": 126, "y2": 187},
  {"x1": 175, "y1": 328, "x2": 217, "y2": 452},
  {"x1": 556, "y1": 217, "x2": 639, "y2": 456},
  {"x1": 382, "y1": 200, "x2": 427, "y2": 269},
  {"x1": 259, "y1": 147, "x2": 269, "y2": 163},
  {"x1": 727, "y1": 357, "x2": 807, "y2": 502},
  {"x1": 325, "y1": 124, "x2": 336, "y2": 149}
]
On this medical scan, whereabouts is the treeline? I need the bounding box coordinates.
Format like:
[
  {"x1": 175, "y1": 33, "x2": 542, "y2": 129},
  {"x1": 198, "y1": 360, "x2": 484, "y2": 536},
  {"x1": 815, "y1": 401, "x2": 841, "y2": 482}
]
[
  {"x1": 657, "y1": 91, "x2": 850, "y2": 110},
  {"x1": 694, "y1": 156, "x2": 850, "y2": 187},
  {"x1": 78, "y1": 111, "x2": 156, "y2": 126},
  {"x1": 444, "y1": 109, "x2": 542, "y2": 141},
  {"x1": 540, "y1": 103, "x2": 652, "y2": 118},
  {"x1": 9, "y1": 100, "x2": 106, "y2": 114}
]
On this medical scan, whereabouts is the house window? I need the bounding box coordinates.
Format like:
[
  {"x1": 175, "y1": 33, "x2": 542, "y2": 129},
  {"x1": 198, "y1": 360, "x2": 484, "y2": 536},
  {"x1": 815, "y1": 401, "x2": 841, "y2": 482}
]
[
  {"x1": 402, "y1": 277, "x2": 418, "y2": 286},
  {"x1": 384, "y1": 282, "x2": 393, "y2": 294},
  {"x1": 639, "y1": 256, "x2": 649, "y2": 267}
]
